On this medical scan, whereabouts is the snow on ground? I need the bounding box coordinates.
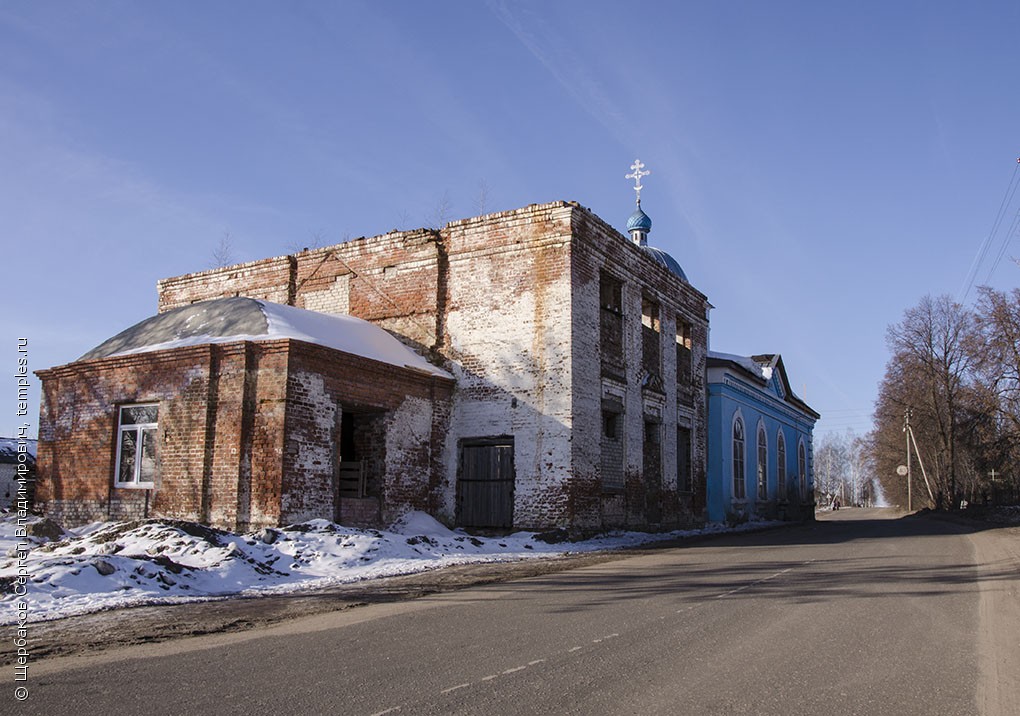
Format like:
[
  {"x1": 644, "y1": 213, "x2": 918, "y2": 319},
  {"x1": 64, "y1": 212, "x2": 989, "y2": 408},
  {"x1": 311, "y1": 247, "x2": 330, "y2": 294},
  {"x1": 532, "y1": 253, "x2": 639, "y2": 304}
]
[{"x1": 0, "y1": 511, "x2": 770, "y2": 625}]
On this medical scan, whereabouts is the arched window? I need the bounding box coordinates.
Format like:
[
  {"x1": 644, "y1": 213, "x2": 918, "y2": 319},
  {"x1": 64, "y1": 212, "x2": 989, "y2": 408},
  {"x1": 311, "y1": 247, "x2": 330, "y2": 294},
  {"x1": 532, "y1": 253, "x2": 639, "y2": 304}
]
[
  {"x1": 757, "y1": 424, "x2": 768, "y2": 500},
  {"x1": 776, "y1": 430, "x2": 787, "y2": 498},
  {"x1": 798, "y1": 440, "x2": 807, "y2": 499},
  {"x1": 732, "y1": 415, "x2": 746, "y2": 500}
]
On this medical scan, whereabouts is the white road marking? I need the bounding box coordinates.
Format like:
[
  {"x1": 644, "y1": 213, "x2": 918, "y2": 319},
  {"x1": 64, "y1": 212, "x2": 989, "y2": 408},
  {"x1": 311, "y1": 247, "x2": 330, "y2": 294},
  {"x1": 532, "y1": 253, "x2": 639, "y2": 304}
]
[
  {"x1": 370, "y1": 559, "x2": 817, "y2": 716},
  {"x1": 716, "y1": 565, "x2": 801, "y2": 598}
]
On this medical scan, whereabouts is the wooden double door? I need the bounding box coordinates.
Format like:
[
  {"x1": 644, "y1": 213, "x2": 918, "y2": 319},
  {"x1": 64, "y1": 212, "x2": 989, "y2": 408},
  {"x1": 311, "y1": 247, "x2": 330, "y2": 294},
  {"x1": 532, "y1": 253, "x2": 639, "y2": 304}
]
[{"x1": 457, "y1": 438, "x2": 515, "y2": 529}]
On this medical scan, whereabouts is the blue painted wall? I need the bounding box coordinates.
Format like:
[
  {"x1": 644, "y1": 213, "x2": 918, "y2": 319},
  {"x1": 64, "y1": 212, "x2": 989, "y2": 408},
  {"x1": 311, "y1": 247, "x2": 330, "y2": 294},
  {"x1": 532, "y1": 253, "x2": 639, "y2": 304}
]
[{"x1": 706, "y1": 360, "x2": 817, "y2": 523}]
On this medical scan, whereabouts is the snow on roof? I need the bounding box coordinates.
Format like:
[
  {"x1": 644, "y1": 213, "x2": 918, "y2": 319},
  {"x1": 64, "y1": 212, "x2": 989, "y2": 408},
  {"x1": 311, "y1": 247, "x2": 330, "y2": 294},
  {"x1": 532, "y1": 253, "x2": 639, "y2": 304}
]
[
  {"x1": 709, "y1": 351, "x2": 817, "y2": 417},
  {"x1": 0, "y1": 438, "x2": 36, "y2": 463},
  {"x1": 261, "y1": 301, "x2": 451, "y2": 378},
  {"x1": 708, "y1": 350, "x2": 772, "y2": 381},
  {"x1": 79, "y1": 297, "x2": 451, "y2": 378}
]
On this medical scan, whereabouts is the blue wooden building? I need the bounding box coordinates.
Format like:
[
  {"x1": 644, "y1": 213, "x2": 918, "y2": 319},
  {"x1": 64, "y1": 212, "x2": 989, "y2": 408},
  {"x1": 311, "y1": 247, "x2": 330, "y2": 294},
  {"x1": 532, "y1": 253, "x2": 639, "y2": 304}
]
[{"x1": 706, "y1": 352, "x2": 819, "y2": 523}]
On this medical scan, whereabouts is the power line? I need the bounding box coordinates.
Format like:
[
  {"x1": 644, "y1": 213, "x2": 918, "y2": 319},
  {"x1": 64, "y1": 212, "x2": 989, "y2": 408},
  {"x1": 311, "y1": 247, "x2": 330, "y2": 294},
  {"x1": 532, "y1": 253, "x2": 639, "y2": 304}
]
[
  {"x1": 959, "y1": 159, "x2": 1020, "y2": 304},
  {"x1": 984, "y1": 206, "x2": 1020, "y2": 284}
]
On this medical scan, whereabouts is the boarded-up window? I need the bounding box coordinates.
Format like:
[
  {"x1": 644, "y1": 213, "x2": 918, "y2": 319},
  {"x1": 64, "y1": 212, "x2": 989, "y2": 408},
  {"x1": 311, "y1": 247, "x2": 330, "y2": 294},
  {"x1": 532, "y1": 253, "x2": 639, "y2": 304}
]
[
  {"x1": 643, "y1": 418, "x2": 662, "y2": 523},
  {"x1": 676, "y1": 319, "x2": 694, "y2": 406},
  {"x1": 601, "y1": 404, "x2": 624, "y2": 491},
  {"x1": 600, "y1": 273, "x2": 625, "y2": 379},
  {"x1": 642, "y1": 298, "x2": 662, "y2": 392},
  {"x1": 677, "y1": 426, "x2": 692, "y2": 493},
  {"x1": 676, "y1": 320, "x2": 692, "y2": 384}
]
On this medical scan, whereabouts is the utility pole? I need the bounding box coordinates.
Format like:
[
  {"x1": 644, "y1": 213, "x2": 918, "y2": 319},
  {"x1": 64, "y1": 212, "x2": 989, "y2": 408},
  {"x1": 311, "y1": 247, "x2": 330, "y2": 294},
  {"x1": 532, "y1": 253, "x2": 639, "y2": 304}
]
[
  {"x1": 904, "y1": 409, "x2": 912, "y2": 512},
  {"x1": 903, "y1": 409, "x2": 935, "y2": 507}
]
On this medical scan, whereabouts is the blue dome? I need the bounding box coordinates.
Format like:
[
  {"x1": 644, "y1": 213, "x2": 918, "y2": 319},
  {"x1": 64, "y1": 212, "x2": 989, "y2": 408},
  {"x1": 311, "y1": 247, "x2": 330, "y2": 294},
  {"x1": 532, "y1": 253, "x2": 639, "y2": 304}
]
[
  {"x1": 642, "y1": 245, "x2": 688, "y2": 282},
  {"x1": 626, "y1": 206, "x2": 652, "y2": 232}
]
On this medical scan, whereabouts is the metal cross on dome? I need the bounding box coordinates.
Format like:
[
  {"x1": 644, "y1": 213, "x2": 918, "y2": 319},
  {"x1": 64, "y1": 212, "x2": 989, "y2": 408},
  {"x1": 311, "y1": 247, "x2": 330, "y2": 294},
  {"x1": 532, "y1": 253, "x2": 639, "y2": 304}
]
[{"x1": 625, "y1": 159, "x2": 650, "y2": 206}]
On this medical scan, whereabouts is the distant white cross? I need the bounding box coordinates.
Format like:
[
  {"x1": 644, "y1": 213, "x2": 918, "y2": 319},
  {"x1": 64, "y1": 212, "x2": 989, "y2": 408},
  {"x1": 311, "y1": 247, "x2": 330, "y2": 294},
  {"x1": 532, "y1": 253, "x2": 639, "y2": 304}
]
[{"x1": 625, "y1": 159, "x2": 650, "y2": 205}]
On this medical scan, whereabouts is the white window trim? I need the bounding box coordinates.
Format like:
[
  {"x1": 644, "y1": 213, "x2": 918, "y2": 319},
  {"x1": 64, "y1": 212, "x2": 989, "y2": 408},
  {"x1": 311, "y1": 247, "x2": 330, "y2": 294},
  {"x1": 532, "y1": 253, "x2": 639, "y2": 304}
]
[
  {"x1": 732, "y1": 410, "x2": 746, "y2": 501},
  {"x1": 797, "y1": 438, "x2": 808, "y2": 498},
  {"x1": 756, "y1": 420, "x2": 768, "y2": 501},
  {"x1": 115, "y1": 403, "x2": 159, "y2": 489},
  {"x1": 776, "y1": 429, "x2": 787, "y2": 497}
]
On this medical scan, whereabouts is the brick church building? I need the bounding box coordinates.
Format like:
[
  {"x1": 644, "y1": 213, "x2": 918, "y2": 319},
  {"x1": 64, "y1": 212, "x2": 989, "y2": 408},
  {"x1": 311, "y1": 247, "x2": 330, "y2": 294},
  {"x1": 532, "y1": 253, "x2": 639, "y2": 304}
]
[{"x1": 36, "y1": 183, "x2": 713, "y2": 533}]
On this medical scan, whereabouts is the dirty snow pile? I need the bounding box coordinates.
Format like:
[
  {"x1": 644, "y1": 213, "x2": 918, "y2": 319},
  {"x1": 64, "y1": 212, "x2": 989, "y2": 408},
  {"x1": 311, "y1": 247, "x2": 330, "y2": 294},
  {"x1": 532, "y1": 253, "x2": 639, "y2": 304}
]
[{"x1": 0, "y1": 512, "x2": 759, "y2": 624}]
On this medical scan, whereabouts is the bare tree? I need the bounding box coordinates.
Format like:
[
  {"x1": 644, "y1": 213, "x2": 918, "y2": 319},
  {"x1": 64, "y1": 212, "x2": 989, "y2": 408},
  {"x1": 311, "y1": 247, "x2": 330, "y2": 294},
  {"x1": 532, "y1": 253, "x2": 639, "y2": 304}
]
[
  {"x1": 396, "y1": 209, "x2": 412, "y2": 231},
  {"x1": 870, "y1": 361, "x2": 916, "y2": 508},
  {"x1": 971, "y1": 287, "x2": 1020, "y2": 435},
  {"x1": 211, "y1": 231, "x2": 235, "y2": 268},
  {"x1": 286, "y1": 229, "x2": 331, "y2": 254},
  {"x1": 967, "y1": 286, "x2": 1020, "y2": 501},
  {"x1": 426, "y1": 190, "x2": 454, "y2": 229},
  {"x1": 475, "y1": 179, "x2": 491, "y2": 215},
  {"x1": 814, "y1": 432, "x2": 848, "y2": 503},
  {"x1": 881, "y1": 295, "x2": 975, "y2": 507},
  {"x1": 815, "y1": 429, "x2": 873, "y2": 506},
  {"x1": 847, "y1": 433, "x2": 872, "y2": 506}
]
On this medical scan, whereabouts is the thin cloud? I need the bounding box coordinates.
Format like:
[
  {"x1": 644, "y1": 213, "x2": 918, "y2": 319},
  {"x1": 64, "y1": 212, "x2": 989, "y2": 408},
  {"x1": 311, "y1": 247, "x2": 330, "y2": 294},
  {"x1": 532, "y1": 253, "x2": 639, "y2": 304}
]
[{"x1": 487, "y1": 0, "x2": 631, "y2": 147}]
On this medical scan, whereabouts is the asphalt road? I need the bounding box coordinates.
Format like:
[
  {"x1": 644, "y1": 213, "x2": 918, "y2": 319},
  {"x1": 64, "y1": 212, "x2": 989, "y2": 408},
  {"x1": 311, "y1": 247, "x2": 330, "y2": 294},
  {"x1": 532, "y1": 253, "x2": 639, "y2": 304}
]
[{"x1": 20, "y1": 509, "x2": 1020, "y2": 715}]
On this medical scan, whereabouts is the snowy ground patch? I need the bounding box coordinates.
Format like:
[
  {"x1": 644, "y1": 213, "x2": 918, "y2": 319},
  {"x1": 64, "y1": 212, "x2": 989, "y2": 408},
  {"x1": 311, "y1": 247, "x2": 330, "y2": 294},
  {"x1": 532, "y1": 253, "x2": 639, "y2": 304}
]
[{"x1": 1, "y1": 512, "x2": 767, "y2": 624}]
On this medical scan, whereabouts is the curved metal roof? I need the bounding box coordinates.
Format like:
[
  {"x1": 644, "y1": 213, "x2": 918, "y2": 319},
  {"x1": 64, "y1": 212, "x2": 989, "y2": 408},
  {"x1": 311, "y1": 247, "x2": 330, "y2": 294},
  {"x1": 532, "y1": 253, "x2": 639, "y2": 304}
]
[
  {"x1": 80, "y1": 297, "x2": 269, "y2": 360},
  {"x1": 642, "y1": 245, "x2": 688, "y2": 282},
  {"x1": 78, "y1": 297, "x2": 450, "y2": 377},
  {"x1": 626, "y1": 206, "x2": 652, "y2": 232}
]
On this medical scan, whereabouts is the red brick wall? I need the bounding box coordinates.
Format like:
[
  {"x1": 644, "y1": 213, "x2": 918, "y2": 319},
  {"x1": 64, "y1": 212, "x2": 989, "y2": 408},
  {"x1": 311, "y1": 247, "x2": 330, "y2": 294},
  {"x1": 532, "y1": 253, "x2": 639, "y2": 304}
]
[
  {"x1": 35, "y1": 343, "x2": 288, "y2": 529},
  {"x1": 36, "y1": 338, "x2": 452, "y2": 531},
  {"x1": 36, "y1": 345, "x2": 229, "y2": 526},
  {"x1": 280, "y1": 341, "x2": 453, "y2": 526},
  {"x1": 149, "y1": 201, "x2": 711, "y2": 532},
  {"x1": 158, "y1": 230, "x2": 444, "y2": 356}
]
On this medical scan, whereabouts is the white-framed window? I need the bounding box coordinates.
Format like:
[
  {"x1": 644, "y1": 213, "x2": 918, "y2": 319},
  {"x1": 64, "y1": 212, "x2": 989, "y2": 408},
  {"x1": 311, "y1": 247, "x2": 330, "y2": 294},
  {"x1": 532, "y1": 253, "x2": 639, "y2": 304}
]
[
  {"x1": 798, "y1": 439, "x2": 807, "y2": 499},
  {"x1": 776, "y1": 430, "x2": 787, "y2": 498},
  {"x1": 757, "y1": 423, "x2": 768, "y2": 500},
  {"x1": 115, "y1": 404, "x2": 159, "y2": 488},
  {"x1": 732, "y1": 413, "x2": 746, "y2": 500}
]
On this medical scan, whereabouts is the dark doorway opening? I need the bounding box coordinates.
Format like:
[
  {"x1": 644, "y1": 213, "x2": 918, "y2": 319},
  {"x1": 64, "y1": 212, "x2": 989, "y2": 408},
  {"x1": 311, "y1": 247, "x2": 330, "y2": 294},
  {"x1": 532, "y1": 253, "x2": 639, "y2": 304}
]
[{"x1": 334, "y1": 409, "x2": 386, "y2": 527}]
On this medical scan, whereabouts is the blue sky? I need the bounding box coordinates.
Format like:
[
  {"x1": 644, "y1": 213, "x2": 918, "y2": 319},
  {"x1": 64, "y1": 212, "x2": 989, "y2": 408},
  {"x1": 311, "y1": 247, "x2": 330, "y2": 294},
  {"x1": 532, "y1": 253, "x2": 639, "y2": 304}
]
[{"x1": 3, "y1": 1, "x2": 1019, "y2": 440}]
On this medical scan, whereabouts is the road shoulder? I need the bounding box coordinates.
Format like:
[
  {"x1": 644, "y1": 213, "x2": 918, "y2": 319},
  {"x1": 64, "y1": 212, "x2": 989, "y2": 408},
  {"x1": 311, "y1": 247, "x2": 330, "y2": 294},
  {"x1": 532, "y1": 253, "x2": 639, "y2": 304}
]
[
  {"x1": 970, "y1": 524, "x2": 1020, "y2": 716},
  {"x1": 13, "y1": 550, "x2": 630, "y2": 666}
]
